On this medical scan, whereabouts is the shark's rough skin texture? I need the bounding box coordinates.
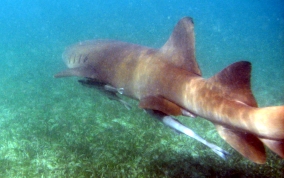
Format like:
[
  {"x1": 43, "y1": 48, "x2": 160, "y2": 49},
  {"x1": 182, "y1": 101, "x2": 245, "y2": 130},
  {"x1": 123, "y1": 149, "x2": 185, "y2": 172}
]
[{"x1": 55, "y1": 17, "x2": 284, "y2": 164}]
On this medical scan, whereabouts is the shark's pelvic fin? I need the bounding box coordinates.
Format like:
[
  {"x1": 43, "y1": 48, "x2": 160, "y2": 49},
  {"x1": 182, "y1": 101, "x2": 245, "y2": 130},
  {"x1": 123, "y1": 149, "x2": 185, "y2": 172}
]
[
  {"x1": 208, "y1": 61, "x2": 257, "y2": 107},
  {"x1": 139, "y1": 96, "x2": 183, "y2": 116},
  {"x1": 215, "y1": 125, "x2": 266, "y2": 164},
  {"x1": 160, "y1": 17, "x2": 201, "y2": 76}
]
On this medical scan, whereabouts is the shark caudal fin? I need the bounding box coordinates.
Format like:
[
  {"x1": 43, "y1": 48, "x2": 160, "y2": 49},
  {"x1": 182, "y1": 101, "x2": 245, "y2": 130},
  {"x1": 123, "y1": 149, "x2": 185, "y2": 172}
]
[
  {"x1": 253, "y1": 106, "x2": 284, "y2": 140},
  {"x1": 248, "y1": 106, "x2": 284, "y2": 162},
  {"x1": 159, "y1": 17, "x2": 201, "y2": 76},
  {"x1": 216, "y1": 106, "x2": 284, "y2": 164},
  {"x1": 208, "y1": 61, "x2": 284, "y2": 163}
]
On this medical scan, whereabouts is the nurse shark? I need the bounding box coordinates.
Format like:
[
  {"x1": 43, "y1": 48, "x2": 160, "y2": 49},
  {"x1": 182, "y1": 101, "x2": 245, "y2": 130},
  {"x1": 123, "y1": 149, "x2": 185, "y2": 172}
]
[{"x1": 55, "y1": 17, "x2": 284, "y2": 164}]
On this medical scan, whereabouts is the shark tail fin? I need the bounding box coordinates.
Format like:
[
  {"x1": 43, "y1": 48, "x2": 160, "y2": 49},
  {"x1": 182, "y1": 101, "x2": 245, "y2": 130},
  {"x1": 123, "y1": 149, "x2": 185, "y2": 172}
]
[
  {"x1": 216, "y1": 102, "x2": 284, "y2": 163},
  {"x1": 253, "y1": 106, "x2": 284, "y2": 160},
  {"x1": 211, "y1": 61, "x2": 284, "y2": 162},
  {"x1": 253, "y1": 106, "x2": 284, "y2": 140}
]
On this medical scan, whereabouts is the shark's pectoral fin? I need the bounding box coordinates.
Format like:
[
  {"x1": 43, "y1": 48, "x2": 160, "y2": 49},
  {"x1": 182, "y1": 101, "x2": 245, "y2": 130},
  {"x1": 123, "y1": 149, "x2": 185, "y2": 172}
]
[
  {"x1": 260, "y1": 138, "x2": 284, "y2": 158},
  {"x1": 54, "y1": 67, "x2": 98, "y2": 79},
  {"x1": 215, "y1": 125, "x2": 266, "y2": 164},
  {"x1": 139, "y1": 96, "x2": 182, "y2": 116}
]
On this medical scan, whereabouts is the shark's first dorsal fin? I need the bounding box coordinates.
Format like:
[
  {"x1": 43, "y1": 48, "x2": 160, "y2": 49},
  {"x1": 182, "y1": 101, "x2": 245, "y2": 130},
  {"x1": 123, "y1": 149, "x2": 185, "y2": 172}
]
[
  {"x1": 208, "y1": 61, "x2": 258, "y2": 107},
  {"x1": 159, "y1": 17, "x2": 201, "y2": 76}
]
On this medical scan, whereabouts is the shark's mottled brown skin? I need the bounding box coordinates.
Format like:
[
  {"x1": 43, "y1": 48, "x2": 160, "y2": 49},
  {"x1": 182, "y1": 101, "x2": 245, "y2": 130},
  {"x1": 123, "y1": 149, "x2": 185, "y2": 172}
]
[{"x1": 55, "y1": 17, "x2": 284, "y2": 164}]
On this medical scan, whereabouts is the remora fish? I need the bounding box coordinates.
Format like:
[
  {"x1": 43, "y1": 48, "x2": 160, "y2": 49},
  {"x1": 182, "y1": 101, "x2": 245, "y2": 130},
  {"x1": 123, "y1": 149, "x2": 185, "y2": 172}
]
[
  {"x1": 78, "y1": 79, "x2": 229, "y2": 159},
  {"x1": 78, "y1": 79, "x2": 131, "y2": 110},
  {"x1": 55, "y1": 17, "x2": 284, "y2": 164}
]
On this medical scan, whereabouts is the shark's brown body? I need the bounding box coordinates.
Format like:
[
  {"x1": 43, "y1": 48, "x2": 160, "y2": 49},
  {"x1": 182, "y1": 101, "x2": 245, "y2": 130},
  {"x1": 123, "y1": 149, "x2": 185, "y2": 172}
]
[{"x1": 55, "y1": 17, "x2": 284, "y2": 164}]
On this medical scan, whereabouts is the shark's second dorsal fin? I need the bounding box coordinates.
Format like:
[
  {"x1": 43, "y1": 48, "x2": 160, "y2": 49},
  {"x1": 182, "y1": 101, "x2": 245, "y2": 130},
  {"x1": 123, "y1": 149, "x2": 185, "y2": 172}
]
[
  {"x1": 208, "y1": 61, "x2": 258, "y2": 107},
  {"x1": 159, "y1": 17, "x2": 201, "y2": 76}
]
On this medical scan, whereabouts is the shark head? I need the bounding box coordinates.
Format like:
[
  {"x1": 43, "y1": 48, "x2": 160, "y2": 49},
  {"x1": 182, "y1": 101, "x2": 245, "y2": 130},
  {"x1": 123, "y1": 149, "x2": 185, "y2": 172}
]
[{"x1": 55, "y1": 40, "x2": 114, "y2": 78}]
